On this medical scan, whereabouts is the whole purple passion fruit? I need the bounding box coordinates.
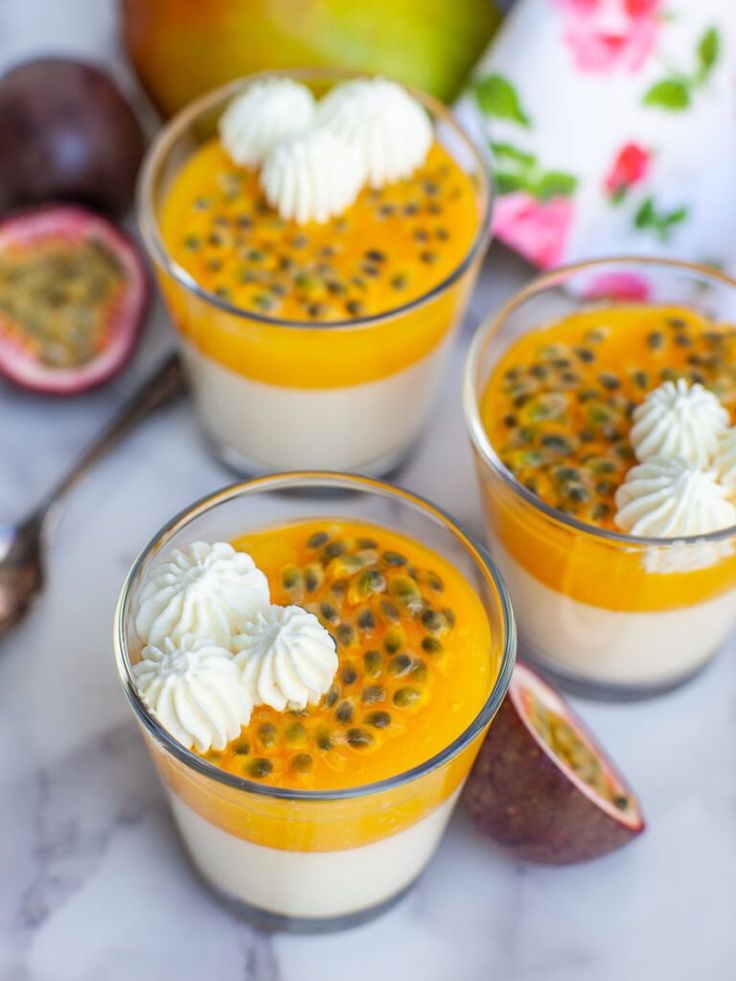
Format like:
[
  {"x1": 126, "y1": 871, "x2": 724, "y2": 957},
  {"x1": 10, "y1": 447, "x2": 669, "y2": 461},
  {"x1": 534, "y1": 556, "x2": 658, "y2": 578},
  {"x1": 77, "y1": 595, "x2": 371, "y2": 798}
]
[
  {"x1": 0, "y1": 206, "x2": 148, "y2": 394},
  {"x1": 0, "y1": 58, "x2": 145, "y2": 218},
  {"x1": 464, "y1": 663, "x2": 645, "y2": 864}
]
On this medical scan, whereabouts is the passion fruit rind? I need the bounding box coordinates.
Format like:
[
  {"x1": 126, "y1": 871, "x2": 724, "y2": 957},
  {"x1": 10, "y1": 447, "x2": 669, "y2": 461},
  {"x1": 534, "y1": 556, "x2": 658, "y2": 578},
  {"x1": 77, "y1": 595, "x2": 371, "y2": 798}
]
[
  {"x1": 464, "y1": 663, "x2": 644, "y2": 864},
  {"x1": 214, "y1": 527, "x2": 454, "y2": 779}
]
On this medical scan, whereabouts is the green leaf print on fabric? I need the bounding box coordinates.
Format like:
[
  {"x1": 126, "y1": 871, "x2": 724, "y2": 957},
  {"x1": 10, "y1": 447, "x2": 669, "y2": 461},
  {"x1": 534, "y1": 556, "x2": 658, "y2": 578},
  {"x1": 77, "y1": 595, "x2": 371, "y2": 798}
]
[
  {"x1": 634, "y1": 196, "x2": 688, "y2": 242},
  {"x1": 490, "y1": 142, "x2": 577, "y2": 201},
  {"x1": 697, "y1": 27, "x2": 720, "y2": 80},
  {"x1": 474, "y1": 74, "x2": 531, "y2": 127},
  {"x1": 643, "y1": 79, "x2": 690, "y2": 110},
  {"x1": 643, "y1": 26, "x2": 720, "y2": 111}
]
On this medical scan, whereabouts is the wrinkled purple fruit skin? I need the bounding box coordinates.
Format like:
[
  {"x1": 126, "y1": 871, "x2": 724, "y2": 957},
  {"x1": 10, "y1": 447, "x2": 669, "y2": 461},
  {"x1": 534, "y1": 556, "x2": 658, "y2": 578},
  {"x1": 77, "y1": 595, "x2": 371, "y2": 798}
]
[
  {"x1": 0, "y1": 58, "x2": 144, "y2": 218},
  {"x1": 463, "y1": 694, "x2": 644, "y2": 865}
]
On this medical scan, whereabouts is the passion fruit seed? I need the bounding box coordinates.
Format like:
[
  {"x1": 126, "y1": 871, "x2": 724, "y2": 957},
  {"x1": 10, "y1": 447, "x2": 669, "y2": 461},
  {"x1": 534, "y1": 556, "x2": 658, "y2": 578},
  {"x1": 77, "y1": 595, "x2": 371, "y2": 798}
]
[
  {"x1": 335, "y1": 701, "x2": 354, "y2": 724},
  {"x1": 258, "y1": 723, "x2": 278, "y2": 748},
  {"x1": 308, "y1": 531, "x2": 329, "y2": 548},
  {"x1": 422, "y1": 636, "x2": 443, "y2": 655},
  {"x1": 346, "y1": 727, "x2": 374, "y2": 748},
  {"x1": 304, "y1": 562, "x2": 324, "y2": 592},
  {"x1": 285, "y1": 722, "x2": 307, "y2": 746},
  {"x1": 393, "y1": 687, "x2": 422, "y2": 707},
  {"x1": 382, "y1": 550, "x2": 407, "y2": 566},
  {"x1": 249, "y1": 758, "x2": 273, "y2": 779},
  {"x1": 357, "y1": 608, "x2": 376, "y2": 632},
  {"x1": 362, "y1": 685, "x2": 385, "y2": 704},
  {"x1": 384, "y1": 628, "x2": 405, "y2": 655},
  {"x1": 363, "y1": 649, "x2": 383, "y2": 676},
  {"x1": 366, "y1": 711, "x2": 391, "y2": 729},
  {"x1": 387, "y1": 653, "x2": 413, "y2": 677},
  {"x1": 290, "y1": 753, "x2": 313, "y2": 774},
  {"x1": 390, "y1": 576, "x2": 423, "y2": 611}
]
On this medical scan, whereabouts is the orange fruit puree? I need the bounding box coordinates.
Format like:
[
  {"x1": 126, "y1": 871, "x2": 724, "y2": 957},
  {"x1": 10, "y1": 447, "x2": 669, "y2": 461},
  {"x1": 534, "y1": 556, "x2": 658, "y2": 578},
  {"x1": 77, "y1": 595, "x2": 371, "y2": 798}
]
[
  {"x1": 156, "y1": 139, "x2": 482, "y2": 389},
  {"x1": 202, "y1": 518, "x2": 494, "y2": 791},
  {"x1": 479, "y1": 305, "x2": 736, "y2": 613},
  {"x1": 161, "y1": 140, "x2": 478, "y2": 322},
  {"x1": 146, "y1": 519, "x2": 497, "y2": 851}
]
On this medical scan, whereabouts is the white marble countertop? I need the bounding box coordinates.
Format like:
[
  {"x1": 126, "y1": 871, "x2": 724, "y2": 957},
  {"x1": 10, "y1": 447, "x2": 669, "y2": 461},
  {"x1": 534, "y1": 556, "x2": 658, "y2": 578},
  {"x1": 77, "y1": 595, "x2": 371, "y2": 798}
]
[{"x1": 1, "y1": 3, "x2": 735, "y2": 979}]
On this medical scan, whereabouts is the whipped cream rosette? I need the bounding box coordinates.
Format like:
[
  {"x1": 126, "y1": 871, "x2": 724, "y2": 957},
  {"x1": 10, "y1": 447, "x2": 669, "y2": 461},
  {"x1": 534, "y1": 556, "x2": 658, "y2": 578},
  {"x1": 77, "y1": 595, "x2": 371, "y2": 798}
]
[
  {"x1": 260, "y1": 128, "x2": 366, "y2": 224},
  {"x1": 629, "y1": 379, "x2": 729, "y2": 468},
  {"x1": 233, "y1": 604, "x2": 338, "y2": 712},
  {"x1": 133, "y1": 635, "x2": 253, "y2": 753},
  {"x1": 135, "y1": 541, "x2": 270, "y2": 646},
  {"x1": 317, "y1": 78, "x2": 433, "y2": 187},
  {"x1": 219, "y1": 77, "x2": 316, "y2": 167},
  {"x1": 614, "y1": 456, "x2": 736, "y2": 537}
]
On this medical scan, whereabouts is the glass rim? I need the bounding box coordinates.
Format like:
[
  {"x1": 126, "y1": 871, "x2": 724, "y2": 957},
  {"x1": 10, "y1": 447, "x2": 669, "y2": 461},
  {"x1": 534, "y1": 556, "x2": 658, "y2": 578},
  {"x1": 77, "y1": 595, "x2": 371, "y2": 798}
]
[
  {"x1": 136, "y1": 67, "x2": 493, "y2": 332},
  {"x1": 113, "y1": 471, "x2": 517, "y2": 802},
  {"x1": 463, "y1": 254, "x2": 736, "y2": 549}
]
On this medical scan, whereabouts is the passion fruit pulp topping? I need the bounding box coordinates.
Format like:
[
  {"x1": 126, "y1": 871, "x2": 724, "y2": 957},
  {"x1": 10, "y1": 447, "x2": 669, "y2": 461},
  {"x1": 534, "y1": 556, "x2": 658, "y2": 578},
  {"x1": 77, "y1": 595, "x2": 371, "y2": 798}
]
[
  {"x1": 0, "y1": 237, "x2": 125, "y2": 369},
  {"x1": 198, "y1": 519, "x2": 495, "y2": 791},
  {"x1": 482, "y1": 305, "x2": 736, "y2": 529},
  {"x1": 522, "y1": 690, "x2": 632, "y2": 814},
  {"x1": 160, "y1": 140, "x2": 479, "y2": 322}
]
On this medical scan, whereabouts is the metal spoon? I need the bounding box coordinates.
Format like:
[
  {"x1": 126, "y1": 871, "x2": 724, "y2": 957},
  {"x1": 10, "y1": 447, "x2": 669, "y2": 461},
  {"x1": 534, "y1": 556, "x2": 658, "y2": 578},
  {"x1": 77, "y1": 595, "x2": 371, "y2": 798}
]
[{"x1": 0, "y1": 352, "x2": 186, "y2": 635}]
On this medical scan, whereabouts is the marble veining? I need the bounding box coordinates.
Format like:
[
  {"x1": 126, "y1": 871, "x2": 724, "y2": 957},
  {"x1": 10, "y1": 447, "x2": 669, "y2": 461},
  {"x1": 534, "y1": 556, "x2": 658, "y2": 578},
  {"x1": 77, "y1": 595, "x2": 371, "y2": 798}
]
[{"x1": 1, "y1": 2, "x2": 735, "y2": 978}]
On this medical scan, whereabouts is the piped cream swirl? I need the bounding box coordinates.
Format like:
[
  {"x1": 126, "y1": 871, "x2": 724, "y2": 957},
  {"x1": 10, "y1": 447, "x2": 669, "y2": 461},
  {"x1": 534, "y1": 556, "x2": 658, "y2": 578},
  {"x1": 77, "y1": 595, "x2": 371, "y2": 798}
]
[
  {"x1": 629, "y1": 379, "x2": 728, "y2": 467},
  {"x1": 317, "y1": 77, "x2": 433, "y2": 187},
  {"x1": 135, "y1": 541, "x2": 270, "y2": 646},
  {"x1": 219, "y1": 77, "x2": 316, "y2": 166},
  {"x1": 614, "y1": 456, "x2": 736, "y2": 537},
  {"x1": 260, "y1": 128, "x2": 365, "y2": 224},
  {"x1": 233, "y1": 605, "x2": 338, "y2": 711},
  {"x1": 133, "y1": 636, "x2": 253, "y2": 753}
]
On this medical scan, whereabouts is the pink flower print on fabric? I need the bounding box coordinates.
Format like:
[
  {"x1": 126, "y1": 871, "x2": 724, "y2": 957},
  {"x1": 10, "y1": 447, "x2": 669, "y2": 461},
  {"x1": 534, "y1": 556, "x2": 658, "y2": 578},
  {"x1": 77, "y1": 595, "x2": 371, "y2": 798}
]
[
  {"x1": 492, "y1": 192, "x2": 574, "y2": 269},
  {"x1": 555, "y1": 0, "x2": 662, "y2": 74},
  {"x1": 604, "y1": 142, "x2": 651, "y2": 198}
]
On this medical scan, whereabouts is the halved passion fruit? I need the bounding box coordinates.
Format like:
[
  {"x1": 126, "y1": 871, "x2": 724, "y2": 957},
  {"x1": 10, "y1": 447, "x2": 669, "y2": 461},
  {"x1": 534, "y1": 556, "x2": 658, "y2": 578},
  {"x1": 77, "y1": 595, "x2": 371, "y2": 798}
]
[
  {"x1": 464, "y1": 663, "x2": 644, "y2": 864},
  {"x1": 0, "y1": 205, "x2": 148, "y2": 394}
]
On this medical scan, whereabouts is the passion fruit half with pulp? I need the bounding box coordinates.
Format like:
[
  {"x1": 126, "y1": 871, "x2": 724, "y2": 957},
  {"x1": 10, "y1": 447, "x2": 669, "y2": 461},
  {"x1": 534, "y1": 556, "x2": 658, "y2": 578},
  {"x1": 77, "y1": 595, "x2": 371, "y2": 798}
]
[
  {"x1": 0, "y1": 206, "x2": 148, "y2": 394},
  {"x1": 464, "y1": 663, "x2": 644, "y2": 864}
]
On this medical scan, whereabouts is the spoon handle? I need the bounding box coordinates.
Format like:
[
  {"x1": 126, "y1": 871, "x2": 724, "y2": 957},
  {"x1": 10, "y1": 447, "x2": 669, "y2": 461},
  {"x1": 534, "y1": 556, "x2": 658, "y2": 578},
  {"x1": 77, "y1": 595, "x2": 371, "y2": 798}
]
[{"x1": 38, "y1": 352, "x2": 187, "y2": 531}]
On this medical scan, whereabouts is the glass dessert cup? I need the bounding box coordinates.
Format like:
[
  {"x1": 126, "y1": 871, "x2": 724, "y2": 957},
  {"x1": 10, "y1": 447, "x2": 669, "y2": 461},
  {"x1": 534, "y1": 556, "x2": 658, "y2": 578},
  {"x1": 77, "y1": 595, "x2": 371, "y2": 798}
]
[
  {"x1": 137, "y1": 70, "x2": 492, "y2": 476},
  {"x1": 114, "y1": 473, "x2": 515, "y2": 931},
  {"x1": 464, "y1": 257, "x2": 736, "y2": 700}
]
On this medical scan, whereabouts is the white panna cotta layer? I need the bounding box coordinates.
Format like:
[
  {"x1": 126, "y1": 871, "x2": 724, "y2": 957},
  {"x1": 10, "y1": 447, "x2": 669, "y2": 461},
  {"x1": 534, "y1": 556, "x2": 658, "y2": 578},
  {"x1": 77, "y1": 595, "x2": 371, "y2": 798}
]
[
  {"x1": 180, "y1": 336, "x2": 451, "y2": 473},
  {"x1": 168, "y1": 790, "x2": 458, "y2": 919},
  {"x1": 489, "y1": 536, "x2": 736, "y2": 688}
]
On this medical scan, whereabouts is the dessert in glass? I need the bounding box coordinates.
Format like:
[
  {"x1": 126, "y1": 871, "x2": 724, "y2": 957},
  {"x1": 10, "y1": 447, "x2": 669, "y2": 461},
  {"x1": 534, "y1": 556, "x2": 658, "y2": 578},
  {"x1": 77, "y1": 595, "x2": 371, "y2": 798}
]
[
  {"x1": 137, "y1": 71, "x2": 491, "y2": 474},
  {"x1": 114, "y1": 473, "x2": 515, "y2": 930},
  {"x1": 464, "y1": 257, "x2": 736, "y2": 699}
]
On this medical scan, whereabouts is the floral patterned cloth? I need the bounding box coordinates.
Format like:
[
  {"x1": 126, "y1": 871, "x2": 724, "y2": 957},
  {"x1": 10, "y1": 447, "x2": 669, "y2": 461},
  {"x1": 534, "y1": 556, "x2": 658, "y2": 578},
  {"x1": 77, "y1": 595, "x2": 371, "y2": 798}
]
[{"x1": 456, "y1": 0, "x2": 736, "y2": 280}]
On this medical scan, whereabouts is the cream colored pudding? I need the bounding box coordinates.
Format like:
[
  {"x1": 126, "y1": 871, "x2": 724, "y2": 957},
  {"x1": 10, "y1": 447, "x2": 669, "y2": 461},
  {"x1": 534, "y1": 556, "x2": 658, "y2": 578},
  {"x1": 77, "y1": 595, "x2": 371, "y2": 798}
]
[
  {"x1": 145, "y1": 74, "x2": 488, "y2": 474},
  {"x1": 471, "y1": 297, "x2": 736, "y2": 694},
  {"x1": 490, "y1": 537, "x2": 736, "y2": 687},
  {"x1": 180, "y1": 334, "x2": 451, "y2": 472},
  {"x1": 169, "y1": 790, "x2": 458, "y2": 918}
]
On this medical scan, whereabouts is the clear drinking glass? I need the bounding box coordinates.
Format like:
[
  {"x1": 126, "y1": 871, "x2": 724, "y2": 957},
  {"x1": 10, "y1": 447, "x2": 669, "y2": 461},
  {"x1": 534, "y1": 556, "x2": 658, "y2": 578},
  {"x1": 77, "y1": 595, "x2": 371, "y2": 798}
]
[
  {"x1": 464, "y1": 257, "x2": 736, "y2": 699},
  {"x1": 137, "y1": 70, "x2": 492, "y2": 476},
  {"x1": 114, "y1": 473, "x2": 515, "y2": 931}
]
